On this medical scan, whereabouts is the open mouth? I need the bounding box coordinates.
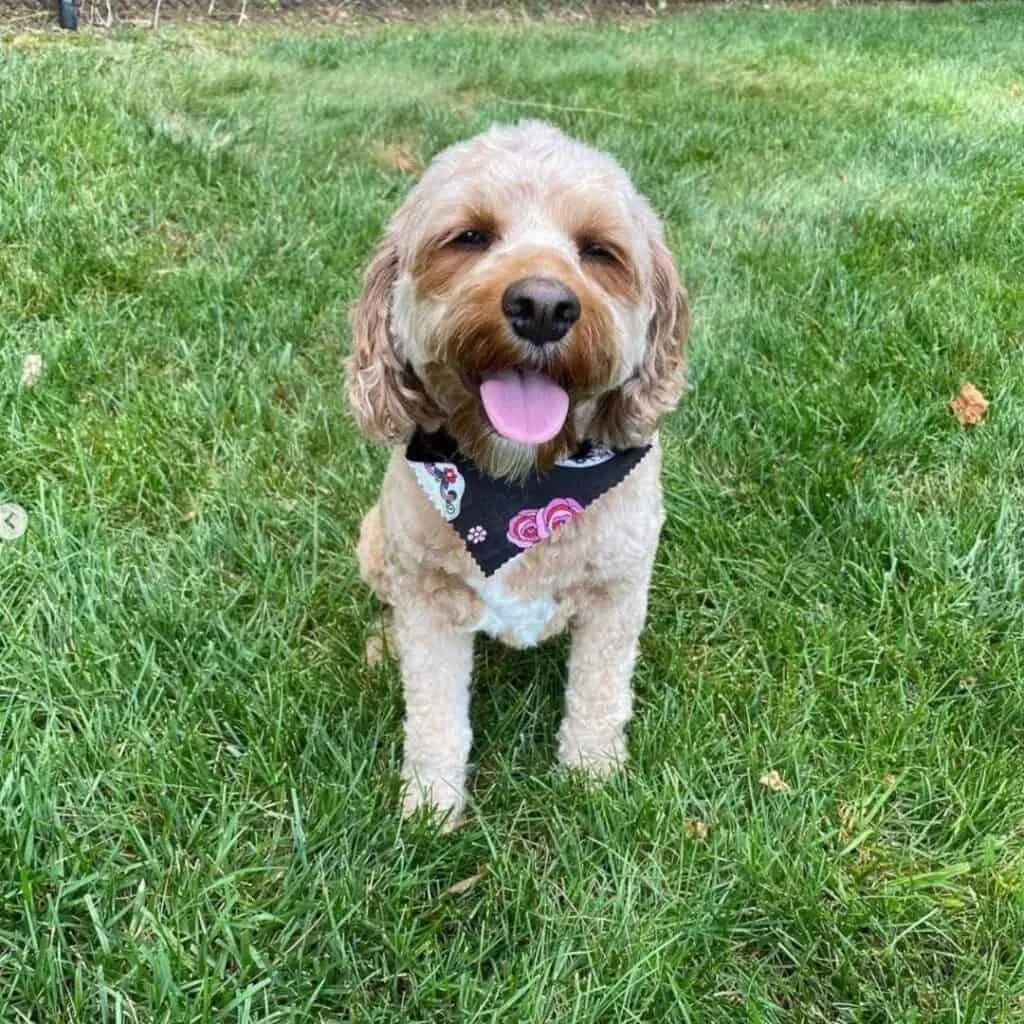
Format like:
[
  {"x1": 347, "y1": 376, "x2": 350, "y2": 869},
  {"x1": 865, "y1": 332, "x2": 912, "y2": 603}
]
[{"x1": 479, "y1": 368, "x2": 570, "y2": 445}]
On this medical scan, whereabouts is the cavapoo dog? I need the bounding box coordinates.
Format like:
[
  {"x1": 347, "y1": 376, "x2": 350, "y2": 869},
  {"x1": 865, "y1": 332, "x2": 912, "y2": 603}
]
[{"x1": 346, "y1": 120, "x2": 689, "y2": 828}]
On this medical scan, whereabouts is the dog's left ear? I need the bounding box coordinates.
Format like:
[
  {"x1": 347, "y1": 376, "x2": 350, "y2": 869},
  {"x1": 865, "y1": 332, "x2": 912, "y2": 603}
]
[
  {"x1": 345, "y1": 234, "x2": 439, "y2": 444},
  {"x1": 594, "y1": 234, "x2": 689, "y2": 447}
]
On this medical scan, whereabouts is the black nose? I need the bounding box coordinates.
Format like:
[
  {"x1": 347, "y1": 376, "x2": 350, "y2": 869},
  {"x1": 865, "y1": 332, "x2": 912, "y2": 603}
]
[{"x1": 501, "y1": 277, "x2": 581, "y2": 346}]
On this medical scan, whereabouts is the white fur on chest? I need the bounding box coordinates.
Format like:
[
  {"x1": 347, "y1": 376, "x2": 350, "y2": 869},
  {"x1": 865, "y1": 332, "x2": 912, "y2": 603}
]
[{"x1": 469, "y1": 565, "x2": 558, "y2": 648}]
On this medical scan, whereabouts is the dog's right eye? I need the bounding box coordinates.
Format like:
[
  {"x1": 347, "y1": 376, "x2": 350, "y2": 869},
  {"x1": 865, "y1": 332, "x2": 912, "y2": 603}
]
[
  {"x1": 450, "y1": 229, "x2": 493, "y2": 249},
  {"x1": 579, "y1": 240, "x2": 619, "y2": 264}
]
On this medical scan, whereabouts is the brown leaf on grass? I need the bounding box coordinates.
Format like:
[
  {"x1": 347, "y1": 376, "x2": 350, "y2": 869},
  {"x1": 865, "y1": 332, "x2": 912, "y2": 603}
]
[
  {"x1": 685, "y1": 818, "x2": 709, "y2": 842},
  {"x1": 948, "y1": 382, "x2": 989, "y2": 425},
  {"x1": 372, "y1": 142, "x2": 421, "y2": 175},
  {"x1": 445, "y1": 866, "x2": 488, "y2": 896},
  {"x1": 759, "y1": 770, "x2": 790, "y2": 793},
  {"x1": 21, "y1": 353, "x2": 44, "y2": 387}
]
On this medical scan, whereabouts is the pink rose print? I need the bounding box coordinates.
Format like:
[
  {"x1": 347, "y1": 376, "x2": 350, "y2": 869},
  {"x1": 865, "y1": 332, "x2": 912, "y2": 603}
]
[
  {"x1": 539, "y1": 497, "x2": 583, "y2": 534},
  {"x1": 507, "y1": 497, "x2": 583, "y2": 549},
  {"x1": 507, "y1": 510, "x2": 543, "y2": 549}
]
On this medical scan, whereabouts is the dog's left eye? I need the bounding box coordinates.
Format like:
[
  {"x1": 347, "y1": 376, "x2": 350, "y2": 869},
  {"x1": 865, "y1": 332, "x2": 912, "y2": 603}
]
[
  {"x1": 579, "y1": 241, "x2": 618, "y2": 263},
  {"x1": 450, "y1": 229, "x2": 493, "y2": 249}
]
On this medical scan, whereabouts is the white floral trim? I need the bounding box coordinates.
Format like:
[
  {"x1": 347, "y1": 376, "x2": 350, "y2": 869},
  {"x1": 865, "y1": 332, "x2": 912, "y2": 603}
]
[{"x1": 556, "y1": 445, "x2": 615, "y2": 469}]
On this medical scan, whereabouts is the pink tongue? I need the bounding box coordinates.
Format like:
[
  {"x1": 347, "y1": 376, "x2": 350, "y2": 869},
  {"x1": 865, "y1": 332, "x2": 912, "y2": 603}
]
[{"x1": 479, "y1": 369, "x2": 569, "y2": 445}]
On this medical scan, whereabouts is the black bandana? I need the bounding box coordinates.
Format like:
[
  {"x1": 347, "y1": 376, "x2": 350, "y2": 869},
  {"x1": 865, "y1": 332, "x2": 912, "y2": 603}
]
[{"x1": 405, "y1": 429, "x2": 652, "y2": 577}]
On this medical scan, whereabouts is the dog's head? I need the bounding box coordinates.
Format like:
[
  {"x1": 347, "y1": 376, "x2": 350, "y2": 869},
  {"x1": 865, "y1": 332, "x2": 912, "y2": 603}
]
[{"x1": 346, "y1": 120, "x2": 688, "y2": 479}]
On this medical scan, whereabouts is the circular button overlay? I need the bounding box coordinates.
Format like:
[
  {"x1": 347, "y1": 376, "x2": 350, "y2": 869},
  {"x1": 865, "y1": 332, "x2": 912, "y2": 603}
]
[{"x1": 0, "y1": 503, "x2": 28, "y2": 542}]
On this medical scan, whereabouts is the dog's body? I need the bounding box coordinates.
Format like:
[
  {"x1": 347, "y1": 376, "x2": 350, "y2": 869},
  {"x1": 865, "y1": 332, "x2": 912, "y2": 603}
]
[{"x1": 347, "y1": 122, "x2": 688, "y2": 827}]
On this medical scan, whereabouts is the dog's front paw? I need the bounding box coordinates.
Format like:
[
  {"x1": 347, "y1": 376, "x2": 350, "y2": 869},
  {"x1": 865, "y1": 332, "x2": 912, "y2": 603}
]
[
  {"x1": 557, "y1": 725, "x2": 628, "y2": 778},
  {"x1": 400, "y1": 766, "x2": 466, "y2": 832}
]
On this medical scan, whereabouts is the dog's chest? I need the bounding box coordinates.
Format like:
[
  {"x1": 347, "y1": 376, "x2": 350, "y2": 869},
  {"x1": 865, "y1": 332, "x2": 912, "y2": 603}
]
[{"x1": 468, "y1": 567, "x2": 562, "y2": 648}]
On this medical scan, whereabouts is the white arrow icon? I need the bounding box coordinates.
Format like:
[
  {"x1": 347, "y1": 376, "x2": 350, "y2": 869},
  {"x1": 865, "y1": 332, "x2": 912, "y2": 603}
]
[{"x1": 0, "y1": 503, "x2": 27, "y2": 541}]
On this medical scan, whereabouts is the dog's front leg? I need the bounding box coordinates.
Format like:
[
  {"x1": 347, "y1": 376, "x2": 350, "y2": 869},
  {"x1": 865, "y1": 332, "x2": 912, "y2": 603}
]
[
  {"x1": 392, "y1": 602, "x2": 474, "y2": 829},
  {"x1": 558, "y1": 579, "x2": 650, "y2": 775}
]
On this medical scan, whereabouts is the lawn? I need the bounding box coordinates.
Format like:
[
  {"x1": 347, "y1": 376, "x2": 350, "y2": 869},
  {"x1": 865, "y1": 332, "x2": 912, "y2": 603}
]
[{"x1": 3, "y1": 3, "x2": 1024, "y2": 1020}]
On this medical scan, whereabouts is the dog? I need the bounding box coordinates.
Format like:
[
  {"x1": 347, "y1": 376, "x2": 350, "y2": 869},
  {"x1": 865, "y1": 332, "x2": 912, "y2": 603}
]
[{"x1": 346, "y1": 120, "x2": 689, "y2": 828}]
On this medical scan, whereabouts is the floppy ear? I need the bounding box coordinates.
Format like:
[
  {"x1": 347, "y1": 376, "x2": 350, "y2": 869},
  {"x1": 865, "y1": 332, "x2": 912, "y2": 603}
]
[
  {"x1": 345, "y1": 235, "x2": 437, "y2": 444},
  {"x1": 593, "y1": 235, "x2": 689, "y2": 448}
]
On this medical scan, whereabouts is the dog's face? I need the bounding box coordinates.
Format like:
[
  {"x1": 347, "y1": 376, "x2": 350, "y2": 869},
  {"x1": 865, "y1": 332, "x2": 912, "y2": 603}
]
[{"x1": 347, "y1": 120, "x2": 688, "y2": 479}]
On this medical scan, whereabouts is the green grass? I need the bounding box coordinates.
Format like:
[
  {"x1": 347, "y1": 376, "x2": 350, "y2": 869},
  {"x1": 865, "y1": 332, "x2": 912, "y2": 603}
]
[{"x1": 3, "y1": 3, "x2": 1024, "y2": 1019}]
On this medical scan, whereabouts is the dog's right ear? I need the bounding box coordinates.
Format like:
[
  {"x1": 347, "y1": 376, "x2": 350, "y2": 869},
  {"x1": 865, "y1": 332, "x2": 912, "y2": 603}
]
[{"x1": 345, "y1": 235, "x2": 435, "y2": 444}]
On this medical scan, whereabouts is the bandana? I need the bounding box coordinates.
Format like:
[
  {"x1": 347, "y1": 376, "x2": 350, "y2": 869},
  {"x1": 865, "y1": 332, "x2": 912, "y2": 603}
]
[{"x1": 405, "y1": 429, "x2": 652, "y2": 577}]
